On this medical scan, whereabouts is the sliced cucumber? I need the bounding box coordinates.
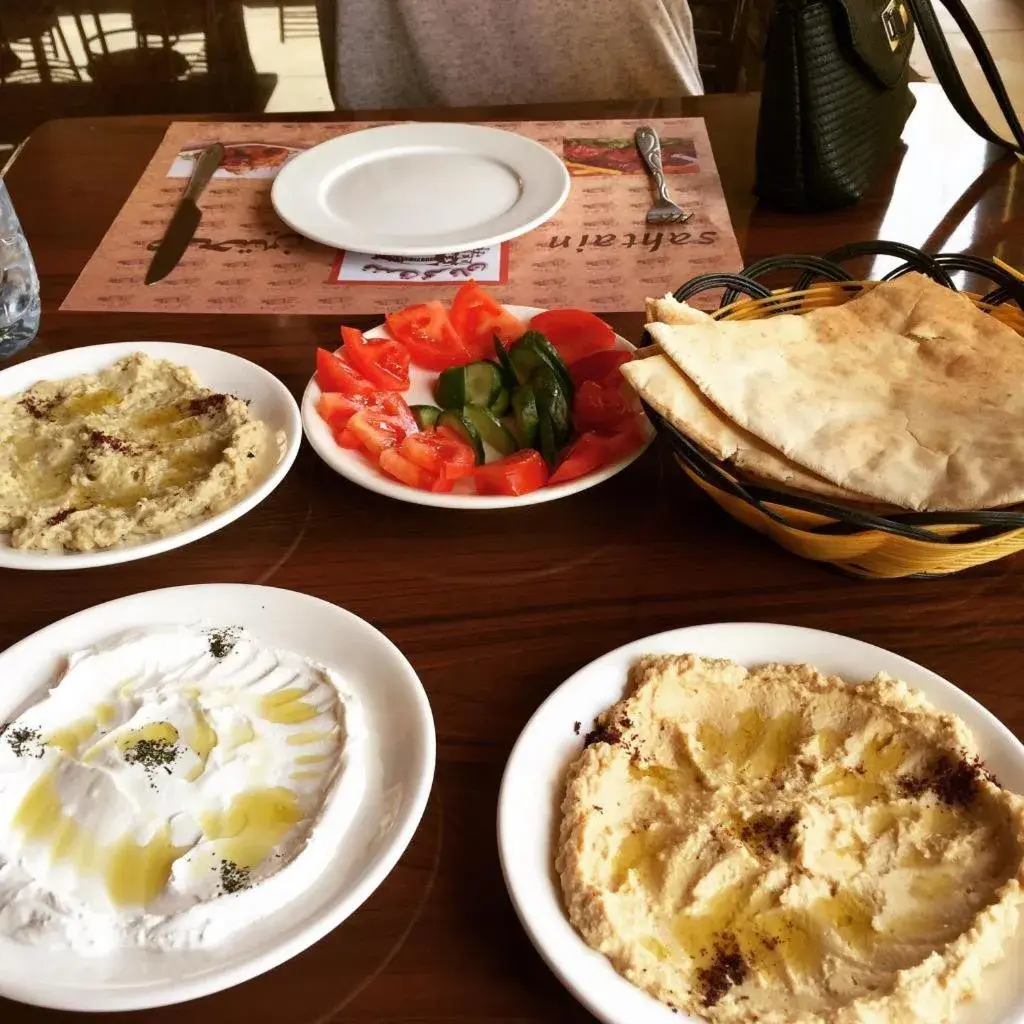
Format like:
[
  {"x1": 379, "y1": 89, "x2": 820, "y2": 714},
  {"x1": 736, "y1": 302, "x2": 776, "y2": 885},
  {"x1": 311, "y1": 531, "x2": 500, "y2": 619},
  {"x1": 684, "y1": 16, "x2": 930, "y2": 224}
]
[
  {"x1": 511, "y1": 385, "x2": 539, "y2": 448},
  {"x1": 489, "y1": 387, "x2": 510, "y2": 417},
  {"x1": 435, "y1": 361, "x2": 503, "y2": 410},
  {"x1": 493, "y1": 335, "x2": 518, "y2": 389},
  {"x1": 436, "y1": 409, "x2": 485, "y2": 464},
  {"x1": 507, "y1": 337, "x2": 547, "y2": 387},
  {"x1": 520, "y1": 330, "x2": 574, "y2": 400},
  {"x1": 508, "y1": 330, "x2": 573, "y2": 400},
  {"x1": 537, "y1": 410, "x2": 560, "y2": 467},
  {"x1": 531, "y1": 366, "x2": 572, "y2": 446},
  {"x1": 411, "y1": 404, "x2": 442, "y2": 430},
  {"x1": 462, "y1": 404, "x2": 518, "y2": 457}
]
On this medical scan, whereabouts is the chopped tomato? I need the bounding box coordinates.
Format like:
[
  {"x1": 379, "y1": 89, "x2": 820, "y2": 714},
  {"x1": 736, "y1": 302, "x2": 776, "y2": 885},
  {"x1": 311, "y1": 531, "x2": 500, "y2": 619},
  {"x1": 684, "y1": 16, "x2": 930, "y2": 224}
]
[
  {"x1": 386, "y1": 301, "x2": 470, "y2": 371},
  {"x1": 316, "y1": 348, "x2": 376, "y2": 397},
  {"x1": 474, "y1": 449, "x2": 549, "y2": 496},
  {"x1": 334, "y1": 426, "x2": 362, "y2": 450},
  {"x1": 548, "y1": 432, "x2": 609, "y2": 485},
  {"x1": 317, "y1": 392, "x2": 361, "y2": 431},
  {"x1": 573, "y1": 380, "x2": 631, "y2": 432},
  {"x1": 529, "y1": 309, "x2": 615, "y2": 365},
  {"x1": 399, "y1": 429, "x2": 476, "y2": 481},
  {"x1": 347, "y1": 408, "x2": 413, "y2": 459},
  {"x1": 601, "y1": 418, "x2": 649, "y2": 461},
  {"x1": 449, "y1": 281, "x2": 526, "y2": 359},
  {"x1": 379, "y1": 448, "x2": 437, "y2": 490},
  {"x1": 549, "y1": 423, "x2": 647, "y2": 485},
  {"x1": 318, "y1": 390, "x2": 417, "y2": 434},
  {"x1": 569, "y1": 349, "x2": 633, "y2": 390},
  {"x1": 340, "y1": 325, "x2": 410, "y2": 392}
]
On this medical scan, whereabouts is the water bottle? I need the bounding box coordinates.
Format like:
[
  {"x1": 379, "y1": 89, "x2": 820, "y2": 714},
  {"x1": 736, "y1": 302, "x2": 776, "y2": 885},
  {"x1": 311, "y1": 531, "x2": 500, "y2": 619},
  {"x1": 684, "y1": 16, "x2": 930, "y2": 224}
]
[{"x1": 0, "y1": 178, "x2": 40, "y2": 358}]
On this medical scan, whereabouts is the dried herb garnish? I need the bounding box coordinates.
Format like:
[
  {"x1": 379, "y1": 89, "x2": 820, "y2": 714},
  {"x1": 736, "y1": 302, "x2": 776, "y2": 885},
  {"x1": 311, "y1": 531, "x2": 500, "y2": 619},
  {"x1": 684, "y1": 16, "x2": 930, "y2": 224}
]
[
  {"x1": 740, "y1": 811, "x2": 799, "y2": 855},
  {"x1": 6, "y1": 726, "x2": 44, "y2": 759},
  {"x1": 122, "y1": 738, "x2": 180, "y2": 785},
  {"x1": 207, "y1": 627, "x2": 240, "y2": 659},
  {"x1": 219, "y1": 859, "x2": 251, "y2": 894},
  {"x1": 697, "y1": 937, "x2": 748, "y2": 1007}
]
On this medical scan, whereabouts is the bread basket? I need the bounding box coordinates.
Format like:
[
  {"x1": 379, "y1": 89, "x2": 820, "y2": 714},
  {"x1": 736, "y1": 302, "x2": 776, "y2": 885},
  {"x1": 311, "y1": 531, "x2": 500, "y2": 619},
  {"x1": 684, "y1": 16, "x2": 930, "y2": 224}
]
[{"x1": 640, "y1": 243, "x2": 1024, "y2": 579}]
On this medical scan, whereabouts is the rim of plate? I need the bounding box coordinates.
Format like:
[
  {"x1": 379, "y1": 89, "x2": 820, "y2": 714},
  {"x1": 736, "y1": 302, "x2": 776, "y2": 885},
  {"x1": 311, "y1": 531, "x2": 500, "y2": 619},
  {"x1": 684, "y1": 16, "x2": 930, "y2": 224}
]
[
  {"x1": 301, "y1": 305, "x2": 654, "y2": 509},
  {"x1": 496, "y1": 622, "x2": 1024, "y2": 1024},
  {"x1": 0, "y1": 342, "x2": 301, "y2": 571},
  {"x1": 271, "y1": 122, "x2": 571, "y2": 256},
  {"x1": 0, "y1": 584, "x2": 436, "y2": 1011}
]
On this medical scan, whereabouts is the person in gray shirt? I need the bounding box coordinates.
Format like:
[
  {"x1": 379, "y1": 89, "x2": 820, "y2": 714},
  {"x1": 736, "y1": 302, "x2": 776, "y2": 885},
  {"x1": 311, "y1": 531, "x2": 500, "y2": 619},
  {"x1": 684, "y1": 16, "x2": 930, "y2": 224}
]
[{"x1": 330, "y1": 0, "x2": 703, "y2": 108}]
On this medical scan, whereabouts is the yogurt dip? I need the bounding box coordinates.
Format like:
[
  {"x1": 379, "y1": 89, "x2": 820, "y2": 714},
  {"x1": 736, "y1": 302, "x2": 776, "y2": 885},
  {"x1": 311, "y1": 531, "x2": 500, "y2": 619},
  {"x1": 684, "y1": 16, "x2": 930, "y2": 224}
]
[{"x1": 0, "y1": 625, "x2": 366, "y2": 954}]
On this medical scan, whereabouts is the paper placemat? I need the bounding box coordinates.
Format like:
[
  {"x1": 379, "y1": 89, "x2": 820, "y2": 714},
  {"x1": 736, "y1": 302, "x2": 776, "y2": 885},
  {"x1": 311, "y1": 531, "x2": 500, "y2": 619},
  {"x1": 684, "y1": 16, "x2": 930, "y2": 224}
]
[{"x1": 61, "y1": 118, "x2": 742, "y2": 316}]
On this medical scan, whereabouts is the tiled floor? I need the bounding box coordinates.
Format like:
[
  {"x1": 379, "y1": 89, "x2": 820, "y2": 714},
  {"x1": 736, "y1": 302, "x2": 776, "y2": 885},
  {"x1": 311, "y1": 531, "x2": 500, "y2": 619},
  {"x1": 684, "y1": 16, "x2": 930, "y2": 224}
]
[{"x1": 909, "y1": 0, "x2": 1024, "y2": 140}]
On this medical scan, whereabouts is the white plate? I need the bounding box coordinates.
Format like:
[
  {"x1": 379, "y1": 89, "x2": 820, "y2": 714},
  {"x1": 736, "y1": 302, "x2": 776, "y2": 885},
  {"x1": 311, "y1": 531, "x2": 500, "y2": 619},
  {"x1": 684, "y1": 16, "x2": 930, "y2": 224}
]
[
  {"x1": 301, "y1": 305, "x2": 654, "y2": 510},
  {"x1": 0, "y1": 584, "x2": 436, "y2": 1011},
  {"x1": 498, "y1": 623, "x2": 1024, "y2": 1024},
  {"x1": 0, "y1": 342, "x2": 301, "y2": 571},
  {"x1": 271, "y1": 123, "x2": 571, "y2": 256}
]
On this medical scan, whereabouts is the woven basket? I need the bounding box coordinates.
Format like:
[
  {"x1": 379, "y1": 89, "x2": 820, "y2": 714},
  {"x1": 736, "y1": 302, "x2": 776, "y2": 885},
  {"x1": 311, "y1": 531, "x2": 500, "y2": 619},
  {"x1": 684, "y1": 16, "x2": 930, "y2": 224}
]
[{"x1": 644, "y1": 243, "x2": 1024, "y2": 579}]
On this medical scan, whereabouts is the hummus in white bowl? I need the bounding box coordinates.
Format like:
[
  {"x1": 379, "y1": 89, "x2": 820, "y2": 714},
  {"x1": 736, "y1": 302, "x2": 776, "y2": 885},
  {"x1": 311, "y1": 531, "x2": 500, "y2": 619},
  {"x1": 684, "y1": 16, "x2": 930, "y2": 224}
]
[{"x1": 557, "y1": 654, "x2": 1024, "y2": 1024}]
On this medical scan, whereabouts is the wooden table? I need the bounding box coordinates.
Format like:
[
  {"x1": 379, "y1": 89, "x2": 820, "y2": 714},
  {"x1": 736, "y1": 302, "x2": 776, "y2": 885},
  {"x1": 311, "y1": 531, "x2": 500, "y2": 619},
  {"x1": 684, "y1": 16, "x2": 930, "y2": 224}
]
[{"x1": 2, "y1": 85, "x2": 1023, "y2": 1023}]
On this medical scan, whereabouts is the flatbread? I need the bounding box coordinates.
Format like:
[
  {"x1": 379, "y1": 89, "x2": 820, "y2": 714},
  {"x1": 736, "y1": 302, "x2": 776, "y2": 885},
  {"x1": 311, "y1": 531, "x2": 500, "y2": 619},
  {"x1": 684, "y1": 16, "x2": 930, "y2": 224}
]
[
  {"x1": 622, "y1": 354, "x2": 874, "y2": 503},
  {"x1": 643, "y1": 294, "x2": 714, "y2": 327},
  {"x1": 648, "y1": 273, "x2": 1024, "y2": 511}
]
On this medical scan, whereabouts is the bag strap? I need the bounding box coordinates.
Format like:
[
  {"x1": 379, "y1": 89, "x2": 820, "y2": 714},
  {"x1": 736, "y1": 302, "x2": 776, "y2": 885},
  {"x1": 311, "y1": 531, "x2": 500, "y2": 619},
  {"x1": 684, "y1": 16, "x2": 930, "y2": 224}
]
[{"x1": 905, "y1": 0, "x2": 1024, "y2": 153}]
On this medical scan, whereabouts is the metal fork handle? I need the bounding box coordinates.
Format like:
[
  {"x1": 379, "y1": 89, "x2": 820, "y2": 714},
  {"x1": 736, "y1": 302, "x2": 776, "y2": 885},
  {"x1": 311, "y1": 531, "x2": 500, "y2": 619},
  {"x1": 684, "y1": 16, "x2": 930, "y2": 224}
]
[{"x1": 635, "y1": 126, "x2": 672, "y2": 204}]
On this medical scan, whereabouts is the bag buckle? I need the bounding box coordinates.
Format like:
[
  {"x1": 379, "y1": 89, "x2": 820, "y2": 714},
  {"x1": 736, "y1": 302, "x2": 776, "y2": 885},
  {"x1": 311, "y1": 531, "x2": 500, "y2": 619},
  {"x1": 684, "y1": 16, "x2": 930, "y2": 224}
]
[{"x1": 883, "y1": 0, "x2": 911, "y2": 50}]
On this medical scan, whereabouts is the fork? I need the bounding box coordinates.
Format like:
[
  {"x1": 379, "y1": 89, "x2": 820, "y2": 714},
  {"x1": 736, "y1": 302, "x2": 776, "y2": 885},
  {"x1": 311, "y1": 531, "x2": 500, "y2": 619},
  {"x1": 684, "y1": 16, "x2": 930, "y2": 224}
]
[{"x1": 634, "y1": 125, "x2": 692, "y2": 225}]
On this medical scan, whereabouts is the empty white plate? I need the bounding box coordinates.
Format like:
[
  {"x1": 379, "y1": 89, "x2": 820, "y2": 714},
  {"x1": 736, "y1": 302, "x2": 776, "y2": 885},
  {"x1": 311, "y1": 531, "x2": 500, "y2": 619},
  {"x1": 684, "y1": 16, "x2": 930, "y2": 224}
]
[
  {"x1": 271, "y1": 123, "x2": 571, "y2": 256},
  {"x1": 0, "y1": 584, "x2": 436, "y2": 1010},
  {"x1": 498, "y1": 623, "x2": 1024, "y2": 1024},
  {"x1": 0, "y1": 342, "x2": 301, "y2": 571}
]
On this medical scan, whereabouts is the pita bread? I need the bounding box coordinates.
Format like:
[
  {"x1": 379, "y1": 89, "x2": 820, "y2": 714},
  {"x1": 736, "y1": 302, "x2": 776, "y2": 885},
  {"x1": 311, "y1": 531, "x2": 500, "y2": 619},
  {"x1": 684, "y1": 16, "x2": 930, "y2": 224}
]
[
  {"x1": 643, "y1": 294, "x2": 715, "y2": 327},
  {"x1": 622, "y1": 354, "x2": 873, "y2": 503},
  {"x1": 648, "y1": 273, "x2": 1024, "y2": 511}
]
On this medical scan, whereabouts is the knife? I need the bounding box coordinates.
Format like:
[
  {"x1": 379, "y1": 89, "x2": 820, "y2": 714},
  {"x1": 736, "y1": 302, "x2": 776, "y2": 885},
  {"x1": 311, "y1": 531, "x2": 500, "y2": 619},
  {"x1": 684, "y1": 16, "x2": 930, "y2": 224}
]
[{"x1": 145, "y1": 142, "x2": 224, "y2": 285}]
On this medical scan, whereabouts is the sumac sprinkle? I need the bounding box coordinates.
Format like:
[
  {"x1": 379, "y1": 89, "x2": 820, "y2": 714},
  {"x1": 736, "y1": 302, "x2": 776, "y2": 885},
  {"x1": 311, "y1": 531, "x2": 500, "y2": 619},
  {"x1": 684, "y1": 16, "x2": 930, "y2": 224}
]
[
  {"x1": 89, "y1": 430, "x2": 133, "y2": 454},
  {"x1": 188, "y1": 393, "x2": 228, "y2": 416},
  {"x1": 697, "y1": 938, "x2": 748, "y2": 1007},
  {"x1": 740, "y1": 811, "x2": 799, "y2": 854},
  {"x1": 19, "y1": 395, "x2": 51, "y2": 419},
  {"x1": 584, "y1": 722, "x2": 622, "y2": 748},
  {"x1": 898, "y1": 751, "x2": 993, "y2": 807},
  {"x1": 46, "y1": 507, "x2": 75, "y2": 526}
]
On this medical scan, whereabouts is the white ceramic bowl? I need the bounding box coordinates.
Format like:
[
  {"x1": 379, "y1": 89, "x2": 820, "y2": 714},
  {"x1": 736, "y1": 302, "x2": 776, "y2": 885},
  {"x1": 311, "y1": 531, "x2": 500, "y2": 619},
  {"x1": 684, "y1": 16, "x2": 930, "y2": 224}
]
[
  {"x1": 0, "y1": 342, "x2": 301, "y2": 570},
  {"x1": 0, "y1": 584, "x2": 436, "y2": 1010},
  {"x1": 302, "y1": 305, "x2": 654, "y2": 509},
  {"x1": 498, "y1": 623, "x2": 1024, "y2": 1024}
]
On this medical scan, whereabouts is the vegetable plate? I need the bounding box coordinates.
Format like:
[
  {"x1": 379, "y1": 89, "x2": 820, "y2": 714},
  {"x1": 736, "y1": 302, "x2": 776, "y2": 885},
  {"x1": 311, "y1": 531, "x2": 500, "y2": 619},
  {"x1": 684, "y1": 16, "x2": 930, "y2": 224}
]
[{"x1": 301, "y1": 283, "x2": 654, "y2": 509}]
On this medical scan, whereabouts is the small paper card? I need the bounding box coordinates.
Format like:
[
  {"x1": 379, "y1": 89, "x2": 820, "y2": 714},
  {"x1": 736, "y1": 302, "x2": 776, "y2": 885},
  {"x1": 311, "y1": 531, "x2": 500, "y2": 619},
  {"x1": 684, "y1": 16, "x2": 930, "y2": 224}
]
[{"x1": 331, "y1": 245, "x2": 507, "y2": 285}]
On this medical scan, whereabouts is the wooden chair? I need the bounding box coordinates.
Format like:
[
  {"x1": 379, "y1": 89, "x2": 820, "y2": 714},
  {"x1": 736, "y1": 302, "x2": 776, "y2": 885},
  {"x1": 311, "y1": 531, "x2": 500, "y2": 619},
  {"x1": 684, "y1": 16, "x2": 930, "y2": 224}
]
[{"x1": 691, "y1": 0, "x2": 760, "y2": 93}]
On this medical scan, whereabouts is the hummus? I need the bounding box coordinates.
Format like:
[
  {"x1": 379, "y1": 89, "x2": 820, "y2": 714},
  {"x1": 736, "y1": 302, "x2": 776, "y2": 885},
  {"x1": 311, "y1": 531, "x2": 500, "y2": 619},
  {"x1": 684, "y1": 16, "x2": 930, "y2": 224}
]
[
  {"x1": 0, "y1": 625, "x2": 366, "y2": 953},
  {"x1": 557, "y1": 655, "x2": 1024, "y2": 1024},
  {"x1": 0, "y1": 353, "x2": 279, "y2": 552}
]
